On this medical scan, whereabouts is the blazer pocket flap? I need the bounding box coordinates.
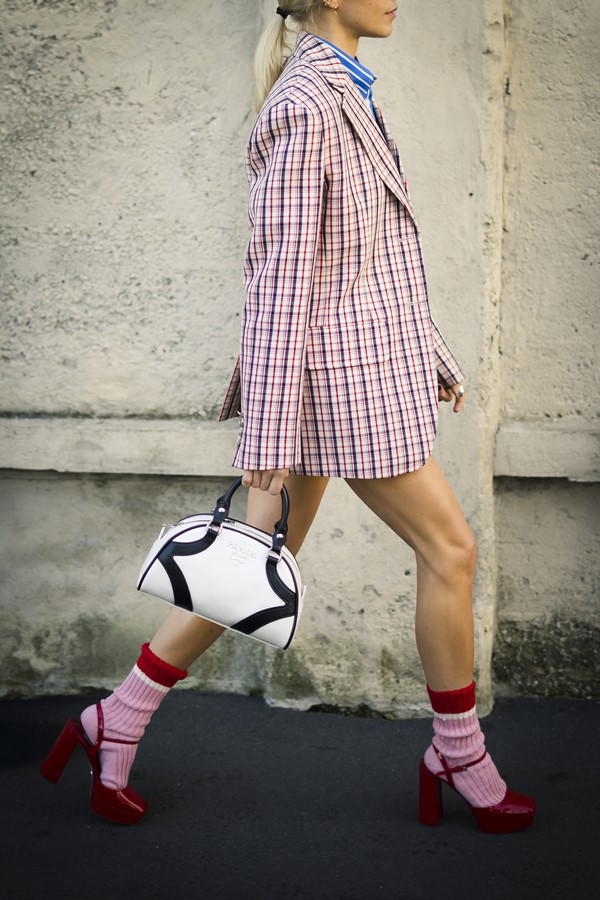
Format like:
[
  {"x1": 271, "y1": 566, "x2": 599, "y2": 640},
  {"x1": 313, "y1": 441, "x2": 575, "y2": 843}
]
[{"x1": 306, "y1": 320, "x2": 391, "y2": 371}]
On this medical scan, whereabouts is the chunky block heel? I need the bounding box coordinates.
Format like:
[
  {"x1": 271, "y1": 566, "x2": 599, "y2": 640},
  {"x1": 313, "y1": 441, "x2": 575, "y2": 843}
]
[
  {"x1": 40, "y1": 719, "x2": 81, "y2": 783},
  {"x1": 419, "y1": 758, "x2": 443, "y2": 826},
  {"x1": 40, "y1": 703, "x2": 147, "y2": 825}
]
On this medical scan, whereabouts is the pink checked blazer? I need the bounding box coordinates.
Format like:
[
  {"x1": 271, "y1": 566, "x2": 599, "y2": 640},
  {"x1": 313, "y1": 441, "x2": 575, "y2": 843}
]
[{"x1": 219, "y1": 32, "x2": 464, "y2": 479}]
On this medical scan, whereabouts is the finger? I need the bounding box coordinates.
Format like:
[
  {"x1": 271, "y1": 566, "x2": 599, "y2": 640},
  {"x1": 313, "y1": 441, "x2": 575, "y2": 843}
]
[
  {"x1": 252, "y1": 471, "x2": 262, "y2": 489},
  {"x1": 268, "y1": 469, "x2": 288, "y2": 495},
  {"x1": 438, "y1": 385, "x2": 452, "y2": 403},
  {"x1": 259, "y1": 470, "x2": 273, "y2": 492},
  {"x1": 451, "y1": 384, "x2": 466, "y2": 413},
  {"x1": 241, "y1": 470, "x2": 253, "y2": 487},
  {"x1": 268, "y1": 475, "x2": 282, "y2": 495}
]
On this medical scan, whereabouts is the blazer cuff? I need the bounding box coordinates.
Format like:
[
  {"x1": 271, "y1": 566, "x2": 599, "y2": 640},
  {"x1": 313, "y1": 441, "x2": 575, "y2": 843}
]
[
  {"x1": 430, "y1": 317, "x2": 465, "y2": 388},
  {"x1": 232, "y1": 438, "x2": 299, "y2": 473}
]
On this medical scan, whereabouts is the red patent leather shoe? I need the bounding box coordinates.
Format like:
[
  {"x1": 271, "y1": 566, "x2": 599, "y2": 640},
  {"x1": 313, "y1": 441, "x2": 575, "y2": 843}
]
[
  {"x1": 419, "y1": 748, "x2": 535, "y2": 833},
  {"x1": 40, "y1": 703, "x2": 147, "y2": 825}
]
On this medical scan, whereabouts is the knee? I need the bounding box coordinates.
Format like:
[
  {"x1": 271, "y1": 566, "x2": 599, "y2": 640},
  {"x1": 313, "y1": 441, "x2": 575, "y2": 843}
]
[
  {"x1": 457, "y1": 529, "x2": 477, "y2": 578},
  {"x1": 422, "y1": 526, "x2": 477, "y2": 583},
  {"x1": 449, "y1": 527, "x2": 477, "y2": 581}
]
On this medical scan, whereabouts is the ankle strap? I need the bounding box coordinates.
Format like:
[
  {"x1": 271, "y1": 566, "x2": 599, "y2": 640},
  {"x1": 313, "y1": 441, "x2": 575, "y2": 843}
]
[
  {"x1": 94, "y1": 703, "x2": 138, "y2": 747},
  {"x1": 431, "y1": 743, "x2": 487, "y2": 789}
]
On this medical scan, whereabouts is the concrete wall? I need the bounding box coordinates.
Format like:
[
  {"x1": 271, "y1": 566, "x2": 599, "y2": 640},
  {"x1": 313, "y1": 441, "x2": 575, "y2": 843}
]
[
  {"x1": 493, "y1": 0, "x2": 600, "y2": 698},
  {"x1": 1, "y1": 0, "x2": 598, "y2": 712},
  {"x1": 1, "y1": 0, "x2": 254, "y2": 419},
  {"x1": 500, "y1": 0, "x2": 598, "y2": 422},
  {"x1": 494, "y1": 478, "x2": 599, "y2": 699}
]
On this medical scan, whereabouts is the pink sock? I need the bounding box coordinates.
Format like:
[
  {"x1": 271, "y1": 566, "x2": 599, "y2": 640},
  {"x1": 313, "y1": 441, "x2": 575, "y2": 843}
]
[
  {"x1": 80, "y1": 643, "x2": 187, "y2": 790},
  {"x1": 423, "y1": 681, "x2": 507, "y2": 808}
]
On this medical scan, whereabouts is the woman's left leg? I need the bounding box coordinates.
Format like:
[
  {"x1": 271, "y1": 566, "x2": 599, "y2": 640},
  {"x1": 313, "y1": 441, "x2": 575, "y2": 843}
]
[
  {"x1": 346, "y1": 457, "x2": 534, "y2": 831},
  {"x1": 346, "y1": 456, "x2": 476, "y2": 690}
]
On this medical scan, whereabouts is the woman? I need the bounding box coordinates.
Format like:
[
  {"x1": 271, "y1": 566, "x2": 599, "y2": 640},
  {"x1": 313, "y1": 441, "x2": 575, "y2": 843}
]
[{"x1": 42, "y1": 1, "x2": 535, "y2": 833}]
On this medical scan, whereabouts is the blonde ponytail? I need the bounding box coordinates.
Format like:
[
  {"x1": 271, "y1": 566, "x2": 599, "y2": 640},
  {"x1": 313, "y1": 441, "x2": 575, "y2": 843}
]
[
  {"x1": 253, "y1": 15, "x2": 293, "y2": 113},
  {"x1": 253, "y1": 2, "x2": 324, "y2": 113}
]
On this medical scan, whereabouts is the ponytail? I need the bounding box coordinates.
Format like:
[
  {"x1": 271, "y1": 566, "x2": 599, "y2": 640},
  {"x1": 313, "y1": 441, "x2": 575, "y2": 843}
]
[
  {"x1": 253, "y1": 14, "x2": 293, "y2": 113},
  {"x1": 253, "y1": 2, "x2": 324, "y2": 113}
]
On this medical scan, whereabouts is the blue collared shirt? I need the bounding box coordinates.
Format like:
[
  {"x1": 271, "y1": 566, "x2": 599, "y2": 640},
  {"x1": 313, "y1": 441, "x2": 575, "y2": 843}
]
[{"x1": 318, "y1": 37, "x2": 377, "y2": 115}]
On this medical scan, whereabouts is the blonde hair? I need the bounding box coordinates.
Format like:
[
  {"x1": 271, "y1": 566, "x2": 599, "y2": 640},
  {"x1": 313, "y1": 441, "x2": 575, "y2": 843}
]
[{"x1": 254, "y1": 2, "x2": 324, "y2": 112}]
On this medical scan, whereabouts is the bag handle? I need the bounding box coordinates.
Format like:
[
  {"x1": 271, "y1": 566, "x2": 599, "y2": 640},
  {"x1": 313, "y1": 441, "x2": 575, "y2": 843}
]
[{"x1": 210, "y1": 476, "x2": 290, "y2": 555}]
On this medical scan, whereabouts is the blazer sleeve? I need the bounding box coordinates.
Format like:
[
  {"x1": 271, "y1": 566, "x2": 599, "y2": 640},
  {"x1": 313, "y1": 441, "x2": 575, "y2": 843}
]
[
  {"x1": 233, "y1": 101, "x2": 325, "y2": 471},
  {"x1": 429, "y1": 315, "x2": 465, "y2": 388}
]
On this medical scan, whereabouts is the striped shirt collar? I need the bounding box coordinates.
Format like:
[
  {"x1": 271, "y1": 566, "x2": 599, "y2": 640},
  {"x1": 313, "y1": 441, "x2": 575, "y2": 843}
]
[{"x1": 316, "y1": 37, "x2": 377, "y2": 114}]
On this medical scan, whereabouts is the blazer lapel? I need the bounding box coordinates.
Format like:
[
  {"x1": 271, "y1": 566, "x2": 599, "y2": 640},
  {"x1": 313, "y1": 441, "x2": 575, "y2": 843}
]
[
  {"x1": 341, "y1": 89, "x2": 416, "y2": 221},
  {"x1": 373, "y1": 102, "x2": 410, "y2": 195},
  {"x1": 294, "y1": 32, "x2": 416, "y2": 222}
]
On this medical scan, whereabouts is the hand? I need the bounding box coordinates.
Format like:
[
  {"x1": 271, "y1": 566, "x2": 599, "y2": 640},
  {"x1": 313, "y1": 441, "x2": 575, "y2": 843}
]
[
  {"x1": 438, "y1": 382, "x2": 466, "y2": 414},
  {"x1": 241, "y1": 468, "x2": 290, "y2": 495}
]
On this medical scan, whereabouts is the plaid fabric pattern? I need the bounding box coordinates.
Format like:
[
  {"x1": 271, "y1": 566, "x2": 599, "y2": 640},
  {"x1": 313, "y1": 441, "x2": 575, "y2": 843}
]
[{"x1": 219, "y1": 32, "x2": 464, "y2": 478}]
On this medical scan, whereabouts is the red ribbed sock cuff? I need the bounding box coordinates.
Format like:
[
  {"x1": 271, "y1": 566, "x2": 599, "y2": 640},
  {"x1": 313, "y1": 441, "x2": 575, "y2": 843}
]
[
  {"x1": 138, "y1": 643, "x2": 188, "y2": 687},
  {"x1": 427, "y1": 680, "x2": 476, "y2": 715}
]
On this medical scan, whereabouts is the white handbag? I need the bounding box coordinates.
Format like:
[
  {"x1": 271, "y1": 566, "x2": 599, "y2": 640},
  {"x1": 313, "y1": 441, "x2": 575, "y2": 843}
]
[{"x1": 137, "y1": 478, "x2": 305, "y2": 649}]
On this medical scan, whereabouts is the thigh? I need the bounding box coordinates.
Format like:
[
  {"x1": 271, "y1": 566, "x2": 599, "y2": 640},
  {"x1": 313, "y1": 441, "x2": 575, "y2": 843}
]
[
  {"x1": 345, "y1": 457, "x2": 472, "y2": 563},
  {"x1": 246, "y1": 475, "x2": 329, "y2": 556}
]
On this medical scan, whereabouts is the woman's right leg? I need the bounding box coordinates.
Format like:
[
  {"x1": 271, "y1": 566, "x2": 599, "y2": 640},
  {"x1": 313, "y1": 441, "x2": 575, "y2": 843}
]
[{"x1": 71, "y1": 475, "x2": 328, "y2": 802}]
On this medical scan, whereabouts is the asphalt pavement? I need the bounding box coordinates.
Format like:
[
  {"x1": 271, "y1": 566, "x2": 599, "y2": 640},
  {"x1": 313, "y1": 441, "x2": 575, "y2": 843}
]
[{"x1": 1, "y1": 692, "x2": 598, "y2": 900}]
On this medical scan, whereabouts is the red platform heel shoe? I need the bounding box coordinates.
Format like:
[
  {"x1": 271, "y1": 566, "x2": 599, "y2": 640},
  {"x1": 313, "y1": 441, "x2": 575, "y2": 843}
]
[
  {"x1": 419, "y1": 748, "x2": 535, "y2": 834},
  {"x1": 40, "y1": 703, "x2": 147, "y2": 825}
]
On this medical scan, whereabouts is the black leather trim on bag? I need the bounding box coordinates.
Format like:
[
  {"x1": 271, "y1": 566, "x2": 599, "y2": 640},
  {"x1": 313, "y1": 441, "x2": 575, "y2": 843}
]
[
  {"x1": 214, "y1": 477, "x2": 290, "y2": 542},
  {"x1": 232, "y1": 554, "x2": 298, "y2": 637},
  {"x1": 156, "y1": 529, "x2": 218, "y2": 612}
]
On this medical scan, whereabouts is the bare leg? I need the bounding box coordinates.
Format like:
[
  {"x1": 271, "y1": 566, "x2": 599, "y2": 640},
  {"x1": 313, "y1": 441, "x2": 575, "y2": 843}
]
[
  {"x1": 347, "y1": 459, "x2": 536, "y2": 825},
  {"x1": 346, "y1": 456, "x2": 476, "y2": 690},
  {"x1": 150, "y1": 475, "x2": 329, "y2": 669}
]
